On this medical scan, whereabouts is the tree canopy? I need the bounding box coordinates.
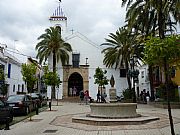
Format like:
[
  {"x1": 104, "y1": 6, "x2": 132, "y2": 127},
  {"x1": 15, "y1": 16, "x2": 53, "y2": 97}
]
[
  {"x1": 21, "y1": 63, "x2": 37, "y2": 93},
  {"x1": 35, "y1": 26, "x2": 72, "y2": 67},
  {"x1": 144, "y1": 35, "x2": 180, "y2": 68},
  {"x1": 94, "y1": 67, "x2": 109, "y2": 87},
  {"x1": 42, "y1": 66, "x2": 61, "y2": 87}
]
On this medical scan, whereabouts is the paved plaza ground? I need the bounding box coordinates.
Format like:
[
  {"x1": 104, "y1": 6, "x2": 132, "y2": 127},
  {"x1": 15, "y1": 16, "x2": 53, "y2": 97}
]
[{"x1": 0, "y1": 101, "x2": 180, "y2": 135}]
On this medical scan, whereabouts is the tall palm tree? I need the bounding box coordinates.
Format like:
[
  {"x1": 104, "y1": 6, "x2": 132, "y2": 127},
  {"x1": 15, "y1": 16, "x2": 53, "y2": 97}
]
[
  {"x1": 122, "y1": 1, "x2": 180, "y2": 134},
  {"x1": 123, "y1": 0, "x2": 180, "y2": 37},
  {"x1": 35, "y1": 26, "x2": 72, "y2": 98},
  {"x1": 124, "y1": 0, "x2": 179, "y2": 100},
  {"x1": 101, "y1": 27, "x2": 143, "y2": 100},
  {"x1": 124, "y1": 1, "x2": 160, "y2": 101}
]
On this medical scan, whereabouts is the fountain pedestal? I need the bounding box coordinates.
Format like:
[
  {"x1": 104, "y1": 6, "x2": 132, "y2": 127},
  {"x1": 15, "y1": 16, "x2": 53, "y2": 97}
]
[
  {"x1": 89, "y1": 103, "x2": 138, "y2": 118},
  {"x1": 109, "y1": 88, "x2": 117, "y2": 103}
]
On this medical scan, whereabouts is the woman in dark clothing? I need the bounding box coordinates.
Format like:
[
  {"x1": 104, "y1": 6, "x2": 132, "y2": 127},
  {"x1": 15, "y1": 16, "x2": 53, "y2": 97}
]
[{"x1": 96, "y1": 90, "x2": 101, "y2": 103}]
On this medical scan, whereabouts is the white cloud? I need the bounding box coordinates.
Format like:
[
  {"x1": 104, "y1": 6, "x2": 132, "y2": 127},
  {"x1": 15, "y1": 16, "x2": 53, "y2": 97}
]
[{"x1": 0, "y1": 0, "x2": 127, "y2": 62}]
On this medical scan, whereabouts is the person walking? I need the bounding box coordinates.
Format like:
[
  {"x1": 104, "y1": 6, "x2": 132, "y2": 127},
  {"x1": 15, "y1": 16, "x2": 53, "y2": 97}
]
[
  {"x1": 79, "y1": 90, "x2": 84, "y2": 104},
  {"x1": 140, "y1": 91, "x2": 143, "y2": 102},
  {"x1": 84, "y1": 90, "x2": 89, "y2": 105},
  {"x1": 96, "y1": 90, "x2": 101, "y2": 103},
  {"x1": 142, "y1": 89, "x2": 147, "y2": 104},
  {"x1": 101, "y1": 92, "x2": 107, "y2": 103}
]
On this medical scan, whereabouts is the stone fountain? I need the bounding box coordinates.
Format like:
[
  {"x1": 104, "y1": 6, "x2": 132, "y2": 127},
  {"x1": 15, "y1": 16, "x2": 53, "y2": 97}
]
[{"x1": 72, "y1": 76, "x2": 159, "y2": 126}]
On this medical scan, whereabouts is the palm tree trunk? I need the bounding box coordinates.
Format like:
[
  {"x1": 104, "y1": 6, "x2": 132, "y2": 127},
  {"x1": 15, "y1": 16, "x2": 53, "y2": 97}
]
[
  {"x1": 149, "y1": 65, "x2": 155, "y2": 100},
  {"x1": 158, "y1": 1, "x2": 174, "y2": 133},
  {"x1": 125, "y1": 61, "x2": 131, "y2": 91},
  {"x1": 164, "y1": 58, "x2": 175, "y2": 135},
  {"x1": 52, "y1": 51, "x2": 56, "y2": 99},
  {"x1": 158, "y1": 0, "x2": 165, "y2": 39}
]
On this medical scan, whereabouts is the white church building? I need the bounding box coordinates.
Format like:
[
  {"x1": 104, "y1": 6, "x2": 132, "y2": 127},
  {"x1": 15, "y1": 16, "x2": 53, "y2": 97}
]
[{"x1": 47, "y1": 3, "x2": 128, "y2": 100}]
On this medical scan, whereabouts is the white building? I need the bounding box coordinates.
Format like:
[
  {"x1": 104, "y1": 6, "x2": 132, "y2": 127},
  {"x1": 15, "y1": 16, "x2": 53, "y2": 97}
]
[
  {"x1": 0, "y1": 46, "x2": 26, "y2": 96},
  {"x1": 138, "y1": 65, "x2": 150, "y2": 94},
  {"x1": 47, "y1": 3, "x2": 128, "y2": 100}
]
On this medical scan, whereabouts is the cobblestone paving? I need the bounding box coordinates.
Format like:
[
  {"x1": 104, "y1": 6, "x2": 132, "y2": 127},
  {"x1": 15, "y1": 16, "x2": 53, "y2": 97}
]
[
  {"x1": 0, "y1": 102, "x2": 180, "y2": 135},
  {"x1": 50, "y1": 112, "x2": 180, "y2": 131}
]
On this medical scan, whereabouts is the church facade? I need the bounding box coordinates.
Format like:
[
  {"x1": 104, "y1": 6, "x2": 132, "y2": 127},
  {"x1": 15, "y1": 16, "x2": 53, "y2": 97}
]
[{"x1": 47, "y1": 3, "x2": 128, "y2": 100}]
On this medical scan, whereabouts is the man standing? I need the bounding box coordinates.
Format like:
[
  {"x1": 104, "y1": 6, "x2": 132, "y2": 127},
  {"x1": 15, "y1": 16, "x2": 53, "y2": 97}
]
[
  {"x1": 79, "y1": 90, "x2": 84, "y2": 104},
  {"x1": 73, "y1": 86, "x2": 77, "y2": 96},
  {"x1": 96, "y1": 90, "x2": 101, "y2": 102}
]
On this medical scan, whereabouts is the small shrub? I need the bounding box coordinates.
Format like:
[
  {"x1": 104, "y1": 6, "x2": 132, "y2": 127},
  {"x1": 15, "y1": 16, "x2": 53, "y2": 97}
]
[
  {"x1": 156, "y1": 81, "x2": 178, "y2": 101},
  {"x1": 122, "y1": 88, "x2": 132, "y2": 100}
]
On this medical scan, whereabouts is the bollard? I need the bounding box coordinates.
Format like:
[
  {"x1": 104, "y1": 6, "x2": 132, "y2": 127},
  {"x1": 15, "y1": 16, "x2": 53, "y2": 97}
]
[
  {"x1": 4, "y1": 117, "x2": 10, "y2": 130},
  {"x1": 36, "y1": 105, "x2": 39, "y2": 115},
  {"x1": 49, "y1": 101, "x2": 51, "y2": 111},
  {"x1": 146, "y1": 96, "x2": 150, "y2": 104}
]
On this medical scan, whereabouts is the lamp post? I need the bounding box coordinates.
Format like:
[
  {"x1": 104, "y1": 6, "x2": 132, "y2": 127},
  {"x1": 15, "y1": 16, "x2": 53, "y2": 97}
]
[
  {"x1": 129, "y1": 55, "x2": 139, "y2": 103},
  {"x1": 85, "y1": 58, "x2": 88, "y2": 65}
]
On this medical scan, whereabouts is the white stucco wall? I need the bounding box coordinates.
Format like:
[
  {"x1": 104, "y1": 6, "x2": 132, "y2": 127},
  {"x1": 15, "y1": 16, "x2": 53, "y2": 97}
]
[
  {"x1": 66, "y1": 33, "x2": 128, "y2": 99},
  {"x1": 0, "y1": 51, "x2": 26, "y2": 96},
  {"x1": 48, "y1": 32, "x2": 128, "y2": 100},
  {"x1": 6, "y1": 63, "x2": 26, "y2": 96},
  {"x1": 47, "y1": 7, "x2": 129, "y2": 99},
  {"x1": 48, "y1": 53, "x2": 63, "y2": 99},
  {"x1": 138, "y1": 65, "x2": 150, "y2": 94}
]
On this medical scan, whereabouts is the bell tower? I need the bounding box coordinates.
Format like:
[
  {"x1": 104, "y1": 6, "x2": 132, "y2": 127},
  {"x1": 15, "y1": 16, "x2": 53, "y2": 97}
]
[{"x1": 49, "y1": 1, "x2": 67, "y2": 35}]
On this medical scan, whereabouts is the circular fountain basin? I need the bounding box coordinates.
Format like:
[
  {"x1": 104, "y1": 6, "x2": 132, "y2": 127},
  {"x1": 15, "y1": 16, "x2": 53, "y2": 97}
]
[
  {"x1": 89, "y1": 103, "x2": 139, "y2": 118},
  {"x1": 72, "y1": 103, "x2": 159, "y2": 126}
]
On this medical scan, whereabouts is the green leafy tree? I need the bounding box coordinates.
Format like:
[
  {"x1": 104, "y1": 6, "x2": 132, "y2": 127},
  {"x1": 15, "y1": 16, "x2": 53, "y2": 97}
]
[
  {"x1": 35, "y1": 26, "x2": 72, "y2": 98},
  {"x1": 21, "y1": 64, "x2": 37, "y2": 93},
  {"x1": 42, "y1": 66, "x2": 61, "y2": 100},
  {"x1": 94, "y1": 67, "x2": 109, "y2": 100},
  {"x1": 42, "y1": 66, "x2": 61, "y2": 88},
  {"x1": 122, "y1": 0, "x2": 180, "y2": 104},
  {"x1": 0, "y1": 68, "x2": 8, "y2": 97},
  {"x1": 144, "y1": 35, "x2": 180, "y2": 135}
]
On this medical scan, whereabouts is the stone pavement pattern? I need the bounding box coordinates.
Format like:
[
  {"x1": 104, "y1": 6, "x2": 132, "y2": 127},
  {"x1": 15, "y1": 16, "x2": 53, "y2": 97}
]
[{"x1": 0, "y1": 102, "x2": 180, "y2": 135}]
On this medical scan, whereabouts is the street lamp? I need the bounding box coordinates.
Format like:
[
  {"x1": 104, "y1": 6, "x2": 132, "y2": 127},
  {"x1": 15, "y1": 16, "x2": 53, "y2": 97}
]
[
  {"x1": 129, "y1": 55, "x2": 139, "y2": 103},
  {"x1": 85, "y1": 58, "x2": 88, "y2": 65}
]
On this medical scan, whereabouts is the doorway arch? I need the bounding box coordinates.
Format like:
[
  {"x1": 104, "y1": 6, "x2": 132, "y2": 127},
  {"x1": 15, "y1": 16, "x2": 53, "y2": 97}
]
[{"x1": 68, "y1": 72, "x2": 83, "y2": 97}]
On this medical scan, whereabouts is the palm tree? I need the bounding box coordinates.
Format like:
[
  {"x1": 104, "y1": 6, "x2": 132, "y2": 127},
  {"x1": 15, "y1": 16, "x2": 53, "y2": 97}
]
[
  {"x1": 123, "y1": 0, "x2": 180, "y2": 100},
  {"x1": 101, "y1": 27, "x2": 143, "y2": 100},
  {"x1": 35, "y1": 26, "x2": 72, "y2": 98},
  {"x1": 123, "y1": 0, "x2": 180, "y2": 37},
  {"x1": 122, "y1": 1, "x2": 180, "y2": 134}
]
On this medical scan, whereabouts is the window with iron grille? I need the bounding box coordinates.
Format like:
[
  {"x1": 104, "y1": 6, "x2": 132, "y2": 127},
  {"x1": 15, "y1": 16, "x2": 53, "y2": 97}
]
[
  {"x1": 22, "y1": 84, "x2": 24, "y2": 92},
  {"x1": 72, "y1": 53, "x2": 80, "y2": 68},
  {"x1": 120, "y1": 69, "x2": 126, "y2": 77},
  {"x1": 8, "y1": 64, "x2": 11, "y2": 78},
  {"x1": 13, "y1": 85, "x2": 15, "y2": 92},
  {"x1": 18, "y1": 84, "x2": 20, "y2": 92}
]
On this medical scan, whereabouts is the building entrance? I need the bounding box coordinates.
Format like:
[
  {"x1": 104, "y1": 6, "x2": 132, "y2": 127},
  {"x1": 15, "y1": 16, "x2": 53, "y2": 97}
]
[{"x1": 68, "y1": 72, "x2": 83, "y2": 97}]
